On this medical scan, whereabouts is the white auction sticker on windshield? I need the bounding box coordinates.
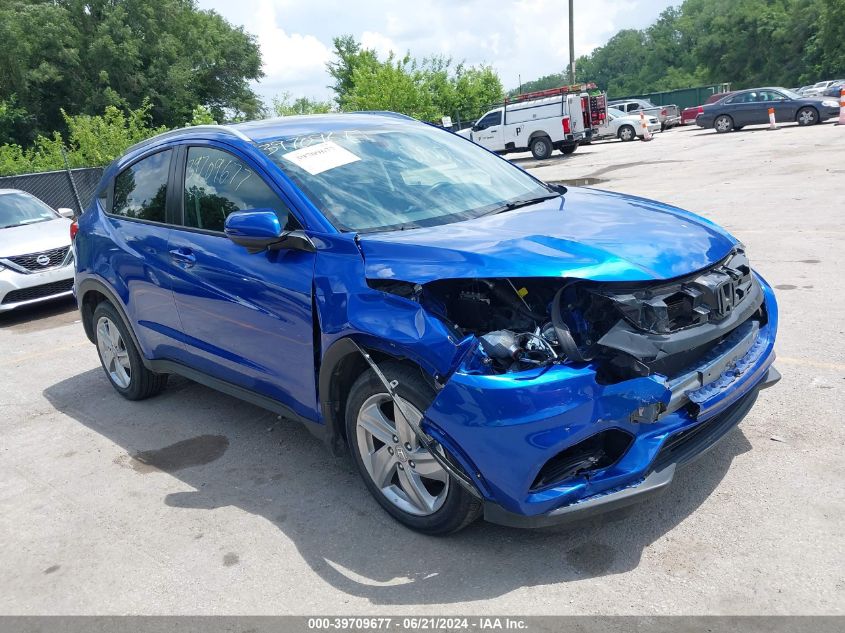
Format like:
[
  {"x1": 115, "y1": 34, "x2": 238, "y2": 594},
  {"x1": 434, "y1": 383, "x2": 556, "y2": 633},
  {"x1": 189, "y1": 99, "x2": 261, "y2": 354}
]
[{"x1": 282, "y1": 141, "x2": 360, "y2": 175}]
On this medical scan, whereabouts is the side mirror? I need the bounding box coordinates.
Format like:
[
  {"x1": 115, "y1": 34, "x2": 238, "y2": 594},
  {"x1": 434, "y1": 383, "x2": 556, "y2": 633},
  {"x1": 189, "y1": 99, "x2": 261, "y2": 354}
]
[
  {"x1": 57, "y1": 207, "x2": 75, "y2": 218},
  {"x1": 472, "y1": 124, "x2": 480, "y2": 132},
  {"x1": 224, "y1": 209, "x2": 314, "y2": 254}
]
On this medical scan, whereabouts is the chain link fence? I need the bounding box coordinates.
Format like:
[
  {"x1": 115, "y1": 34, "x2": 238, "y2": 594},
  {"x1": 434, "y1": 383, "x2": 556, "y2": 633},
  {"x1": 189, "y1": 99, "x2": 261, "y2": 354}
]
[{"x1": 0, "y1": 167, "x2": 104, "y2": 215}]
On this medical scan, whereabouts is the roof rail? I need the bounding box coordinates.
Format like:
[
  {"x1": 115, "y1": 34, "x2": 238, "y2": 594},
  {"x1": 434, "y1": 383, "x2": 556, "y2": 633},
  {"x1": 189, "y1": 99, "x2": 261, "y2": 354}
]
[
  {"x1": 124, "y1": 124, "x2": 252, "y2": 155},
  {"x1": 350, "y1": 110, "x2": 417, "y2": 121}
]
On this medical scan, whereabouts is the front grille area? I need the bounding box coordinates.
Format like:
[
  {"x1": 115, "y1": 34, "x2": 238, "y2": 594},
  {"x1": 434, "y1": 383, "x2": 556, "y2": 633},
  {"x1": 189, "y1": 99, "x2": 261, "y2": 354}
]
[
  {"x1": 5, "y1": 246, "x2": 70, "y2": 271},
  {"x1": 595, "y1": 249, "x2": 754, "y2": 334},
  {"x1": 2, "y1": 278, "x2": 74, "y2": 304}
]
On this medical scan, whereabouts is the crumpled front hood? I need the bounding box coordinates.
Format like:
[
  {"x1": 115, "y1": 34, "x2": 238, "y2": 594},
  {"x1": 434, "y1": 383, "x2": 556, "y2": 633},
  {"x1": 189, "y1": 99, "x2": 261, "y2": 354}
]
[{"x1": 358, "y1": 187, "x2": 738, "y2": 284}]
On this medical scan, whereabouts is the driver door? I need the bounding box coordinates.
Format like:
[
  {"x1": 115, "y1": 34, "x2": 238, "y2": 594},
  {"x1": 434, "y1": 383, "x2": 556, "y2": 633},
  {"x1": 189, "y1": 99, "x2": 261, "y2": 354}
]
[
  {"x1": 472, "y1": 110, "x2": 503, "y2": 150},
  {"x1": 760, "y1": 89, "x2": 799, "y2": 121},
  {"x1": 166, "y1": 143, "x2": 318, "y2": 419}
]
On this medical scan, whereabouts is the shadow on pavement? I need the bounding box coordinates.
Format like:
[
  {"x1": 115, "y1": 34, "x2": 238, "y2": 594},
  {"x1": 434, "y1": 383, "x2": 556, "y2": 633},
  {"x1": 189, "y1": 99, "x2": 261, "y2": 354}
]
[
  {"x1": 0, "y1": 297, "x2": 78, "y2": 332},
  {"x1": 44, "y1": 367, "x2": 751, "y2": 606}
]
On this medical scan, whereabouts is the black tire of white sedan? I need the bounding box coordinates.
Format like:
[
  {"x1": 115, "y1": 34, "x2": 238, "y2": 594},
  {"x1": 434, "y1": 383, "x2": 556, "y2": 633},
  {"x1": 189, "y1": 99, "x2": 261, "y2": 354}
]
[
  {"x1": 714, "y1": 115, "x2": 734, "y2": 133},
  {"x1": 529, "y1": 136, "x2": 552, "y2": 160},
  {"x1": 346, "y1": 361, "x2": 482, "y2": 535},
  {"x1": 92, "y1": 301, "x2": 168, "y2": 400},
  {"x1": 796, "y1": 107, "x2": 819, "y2": 126}
]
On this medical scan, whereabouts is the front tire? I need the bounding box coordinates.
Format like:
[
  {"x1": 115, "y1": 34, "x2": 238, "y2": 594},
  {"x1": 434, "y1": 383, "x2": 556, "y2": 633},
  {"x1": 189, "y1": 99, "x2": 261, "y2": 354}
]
[
  {"x1": 92, "y1": 302, "x2": 168, "y2": 400},
  {"x1": 529, "y1": 136, "x2": 553, "y2": 159},
  {"x1": 345, "y1": 362, "x2": 481, "y2": 534},
  {"x1": 714, "y1": 115, "x2": 734, "y2": 133},
  {"x1": 618, "y1": 125, "x2": 636, "y2": 142},
  {"x1": 796, "y1": 106, "x2": 819, "y2": 126}
]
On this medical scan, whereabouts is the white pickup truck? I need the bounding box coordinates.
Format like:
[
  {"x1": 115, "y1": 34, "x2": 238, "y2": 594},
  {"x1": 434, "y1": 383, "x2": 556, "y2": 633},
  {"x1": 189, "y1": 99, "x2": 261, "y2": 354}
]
[{"x1": 458, "y1": 87, "x2": 590, "y2": 159}]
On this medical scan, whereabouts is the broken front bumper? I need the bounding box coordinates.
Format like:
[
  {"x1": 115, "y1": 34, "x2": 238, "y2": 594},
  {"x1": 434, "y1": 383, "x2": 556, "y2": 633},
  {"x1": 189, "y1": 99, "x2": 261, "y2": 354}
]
[{"x1": 422, "y1": 273, "x2": 779, "y2": 526}]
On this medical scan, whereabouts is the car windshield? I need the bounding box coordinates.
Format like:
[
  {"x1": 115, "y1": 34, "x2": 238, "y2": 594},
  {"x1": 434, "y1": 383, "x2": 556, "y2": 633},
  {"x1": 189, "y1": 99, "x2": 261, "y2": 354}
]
[
  {"x1": 607, "y1": 108, "x2": 626, "y2": 118},
  {"x1": 257, "y1": 122, "x2": 552, "y2": 233},
  {"x1": 0, "y1": 192, "x2": 58, "y2": 229}
]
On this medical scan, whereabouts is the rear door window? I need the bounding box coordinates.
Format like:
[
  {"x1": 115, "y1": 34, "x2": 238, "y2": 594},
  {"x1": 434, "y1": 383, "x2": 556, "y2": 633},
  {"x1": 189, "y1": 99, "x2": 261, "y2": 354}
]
[
  {"x1": 182, "y1": 147, "x2": 298, "y2": 233},
  {"x1": 111, "y1": 150, "x2": 172, "y2": 223}
]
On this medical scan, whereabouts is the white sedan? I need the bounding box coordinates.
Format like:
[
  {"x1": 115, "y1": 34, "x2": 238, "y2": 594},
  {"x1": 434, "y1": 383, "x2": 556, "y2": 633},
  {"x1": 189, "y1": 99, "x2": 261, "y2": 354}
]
[
  {"x1": 593, "y1": 107, "x2": 661, "y2": 142},
  {"x1": 0, "y1": 189, "x2": 76, "y2": 312}
]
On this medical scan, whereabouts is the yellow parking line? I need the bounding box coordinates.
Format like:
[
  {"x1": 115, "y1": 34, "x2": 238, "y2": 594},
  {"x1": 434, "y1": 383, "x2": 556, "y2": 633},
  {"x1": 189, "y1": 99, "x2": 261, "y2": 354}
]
[
  {"x1": 777, "y1": 356, "x2": 845, "y2": 371},
  {"x1": 1, "y1": 342, "x2": 91, "y2": 366}
]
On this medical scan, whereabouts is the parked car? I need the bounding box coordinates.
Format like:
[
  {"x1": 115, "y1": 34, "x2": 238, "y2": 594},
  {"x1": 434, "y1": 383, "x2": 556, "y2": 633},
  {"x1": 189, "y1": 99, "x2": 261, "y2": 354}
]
[
  {"x1": 608, "y1": 99, "x2": 681, "y2": 130},
  {"x1": 696, "y1": 87, "x2": 841, "y2": 132},
  {"x1": 74, "y1": 114, "x2": 780, "y2": 534},
  {"x1": 680, "y1": 92, "x2": 734, "y2": 125},
  {"x1": 593, "y1": 107, "x2": 660, "y2": 141},
  {"x1": 0, "y1": 189, "x2": 75, "y2": 312},
  {"x1": 822, "y1": 80, "x2": 845, "y2": 98},
  {"x1": 803, "y1": 80, "x2": 839, "y2": 96}
]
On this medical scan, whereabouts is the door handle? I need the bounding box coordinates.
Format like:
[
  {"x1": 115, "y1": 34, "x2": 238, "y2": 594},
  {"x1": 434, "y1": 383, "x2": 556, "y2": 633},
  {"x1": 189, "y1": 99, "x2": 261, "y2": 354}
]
[{"x1": 169, "y1": 248, "x2": 196, "y2": 267}]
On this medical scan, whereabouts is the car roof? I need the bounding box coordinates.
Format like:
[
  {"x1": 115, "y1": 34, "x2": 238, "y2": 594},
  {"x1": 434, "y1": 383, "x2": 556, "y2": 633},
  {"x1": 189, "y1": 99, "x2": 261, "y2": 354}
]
[
  {"x1": 0, "y1": 189, "x2": 30, "y2": 196},
  {"x1": 124, "y1": 112, "x2": 419, "y2": 156}
]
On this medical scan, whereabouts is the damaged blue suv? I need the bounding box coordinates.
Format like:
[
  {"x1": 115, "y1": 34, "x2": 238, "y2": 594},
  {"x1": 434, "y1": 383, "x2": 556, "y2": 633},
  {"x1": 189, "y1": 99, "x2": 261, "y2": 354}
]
[{"x1": 73, "y1": 113, "x2": 779, "y2": 534}]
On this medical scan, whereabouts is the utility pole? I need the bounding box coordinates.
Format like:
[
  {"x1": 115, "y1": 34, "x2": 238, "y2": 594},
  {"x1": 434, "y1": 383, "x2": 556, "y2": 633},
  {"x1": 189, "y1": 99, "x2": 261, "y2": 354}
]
[{"x1": 568, "y1": 0, "x2": 575, "y2": 84}]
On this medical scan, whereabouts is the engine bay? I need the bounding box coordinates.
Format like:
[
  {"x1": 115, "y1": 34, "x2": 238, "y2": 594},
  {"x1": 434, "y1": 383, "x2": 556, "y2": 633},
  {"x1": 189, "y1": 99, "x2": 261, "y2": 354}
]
[{"x1": 370, "y1": 249, "x2": 765, "y2": 382}]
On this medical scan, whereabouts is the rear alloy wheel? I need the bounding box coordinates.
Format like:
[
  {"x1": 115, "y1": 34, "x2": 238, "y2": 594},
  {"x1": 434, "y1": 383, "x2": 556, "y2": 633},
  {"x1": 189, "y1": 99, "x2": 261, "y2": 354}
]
[
  {"x1": 529, "y1": 136, "x2": 553, "y2": 159},
  {"x1": 796, "y1": 107, "x2": 819, "y2": 126},
  {"x1": 618, "y1": 125, "x2": 636, "y2": 142},
  {"x1": 346, "y1": 361, "x2": 481, "y2": 534},
  {"x1": 714, "y1": 115, "x2": 734, "y2": 133},
  {"x1": 92, "y1": 301, "x2": 168, "y2": 400}
]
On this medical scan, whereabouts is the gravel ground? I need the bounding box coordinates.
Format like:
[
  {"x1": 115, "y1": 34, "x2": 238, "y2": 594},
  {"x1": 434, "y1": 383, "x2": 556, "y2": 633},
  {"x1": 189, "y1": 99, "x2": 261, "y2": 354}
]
[{"x1": 0, "y1": 120, "x2": 842, "y2": 615}]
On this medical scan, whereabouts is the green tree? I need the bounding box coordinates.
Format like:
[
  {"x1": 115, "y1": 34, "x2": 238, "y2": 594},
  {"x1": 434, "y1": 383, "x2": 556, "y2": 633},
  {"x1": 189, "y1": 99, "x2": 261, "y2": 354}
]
[
  {"x1": 326, "y1": 35, "x2": 380, "y2": 109},
  {"x1": 327, "y1": 36, "x2": 503, "y2": 123},
  {"x1": 547, "y1": 0, "x2": 845, "y2": 98},
  {"x1": 272, "y1": 92, "x2": 334, "y2": 116},
  {"x1": 0, "y1": 101, "x2": 166, "y2": 176},
  {"x1": 0, "y1": 0, "x2": 263, "y2": 146}
]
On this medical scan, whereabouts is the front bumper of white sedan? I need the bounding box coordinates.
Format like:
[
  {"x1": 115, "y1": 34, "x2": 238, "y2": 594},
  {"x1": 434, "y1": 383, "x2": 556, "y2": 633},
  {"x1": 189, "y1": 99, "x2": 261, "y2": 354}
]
[{"x1": 0, "y1": 249, "x2": 75, "y2": 312}]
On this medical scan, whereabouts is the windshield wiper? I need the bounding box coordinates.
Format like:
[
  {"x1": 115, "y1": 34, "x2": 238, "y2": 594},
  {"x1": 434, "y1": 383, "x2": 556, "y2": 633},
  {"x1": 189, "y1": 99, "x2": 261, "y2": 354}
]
[{"x1": 487, "y1": 193, "x2": 561, "y2": 215}]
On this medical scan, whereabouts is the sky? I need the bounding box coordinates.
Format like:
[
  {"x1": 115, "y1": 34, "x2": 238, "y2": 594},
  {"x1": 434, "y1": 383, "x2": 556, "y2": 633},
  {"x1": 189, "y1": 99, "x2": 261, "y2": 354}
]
[{"x1": 197, "y1": 0, "x2": 679, "y2": 104}]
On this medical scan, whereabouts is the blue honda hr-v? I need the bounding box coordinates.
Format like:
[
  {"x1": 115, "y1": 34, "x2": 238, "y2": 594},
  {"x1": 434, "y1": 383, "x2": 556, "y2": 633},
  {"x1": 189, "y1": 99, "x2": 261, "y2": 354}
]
[{"x1": 73, "y1": 113, "x2": 780, "y2": 534}]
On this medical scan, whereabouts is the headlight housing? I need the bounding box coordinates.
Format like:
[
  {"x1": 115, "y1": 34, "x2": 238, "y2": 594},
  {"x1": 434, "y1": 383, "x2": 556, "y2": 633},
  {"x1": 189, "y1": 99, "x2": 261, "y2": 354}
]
[{"x1": 822, "y1": 100, "x2": 839, "y2": 108}]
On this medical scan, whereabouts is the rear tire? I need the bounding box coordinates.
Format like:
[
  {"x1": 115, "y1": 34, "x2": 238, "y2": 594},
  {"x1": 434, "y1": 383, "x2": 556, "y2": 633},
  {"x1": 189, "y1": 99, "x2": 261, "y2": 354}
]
[
  {"x1": 92, "y1": 301, "x2": 168, "y2": 400},
  {"x1": 560, "y1": 143, "x2": 578, "y2": 155},
  {"x1": 345, "y1": 361, "x2": 481, "y2": 535},
  {"x1": 529, "y1": 136, "x2": 553, "y2": 160}
]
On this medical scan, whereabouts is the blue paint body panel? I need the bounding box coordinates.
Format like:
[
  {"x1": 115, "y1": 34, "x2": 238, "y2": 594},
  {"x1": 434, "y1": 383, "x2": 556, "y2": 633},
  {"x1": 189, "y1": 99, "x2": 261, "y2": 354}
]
[
  {"x1": 358, "y1": 187, "x2": 738, "y2": 284},
  {"x1": 74, "y1": 113, "x2": 780, "y2": 523}
]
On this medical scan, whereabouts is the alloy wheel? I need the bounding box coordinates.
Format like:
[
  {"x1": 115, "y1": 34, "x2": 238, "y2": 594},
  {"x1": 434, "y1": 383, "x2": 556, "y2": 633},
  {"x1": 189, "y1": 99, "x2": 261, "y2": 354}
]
[
  {"x1": 96, "y1": 316, "x2": 131, "y2": 389},
  {"x1": 355, "y1": 393, "x2": 449, "y2": 516},
  {"x1": 798, "y1": 108, "x2": 817, "y2": 125}
]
